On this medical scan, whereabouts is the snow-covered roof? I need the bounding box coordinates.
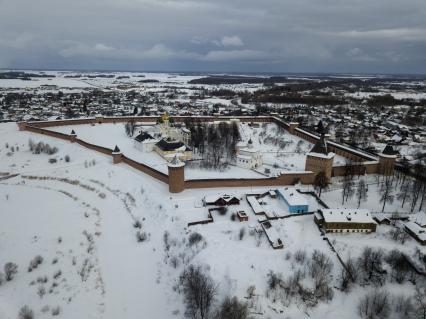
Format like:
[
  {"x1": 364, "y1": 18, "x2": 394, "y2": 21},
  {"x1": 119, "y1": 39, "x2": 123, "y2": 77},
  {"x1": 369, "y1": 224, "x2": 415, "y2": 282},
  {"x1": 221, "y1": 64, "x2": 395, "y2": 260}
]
[
  {"x1": 239, "y1": 148, "x2": 259, "y2": 154},
  {"x1": 405, "y1": 221, "x2": 426, "y2": 241},
  {"x1": 167, "y1": 155, "x2": 185, "y2": 167},
  {"x1": 277, "y1": 188, "x2": 308, "y2": 207},
  {"x1": 306, "y1": 152, "x2": 335, "y2": 159},
  {"x1": 261, "y1": 221, "x2": 283, "y2": 248},
  {"x1": 321, "y1": 208, "x2": 376, "y2": 224},
  {"x1": 413, "y1": 211, "x2": 426, "y2": 227},
  {"x1": 237, "y1": 154, "x2": 252, "y2": 161},
  {"x1": 247, "y1": 196, "x2": 264, "y2": 214},
  {"x1": 372, "y1": 213, "x2": 391, "y2": 222},
  {"x1": 204, "y1": 194, "x2": 238, "y2": 204}
]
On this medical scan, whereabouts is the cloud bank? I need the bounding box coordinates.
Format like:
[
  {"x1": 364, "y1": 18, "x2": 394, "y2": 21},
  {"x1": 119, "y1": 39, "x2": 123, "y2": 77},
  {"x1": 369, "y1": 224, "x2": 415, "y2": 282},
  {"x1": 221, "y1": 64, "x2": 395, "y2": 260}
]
[{"x1": 0, "y1": 0, "x2": 425, "y2": 73}]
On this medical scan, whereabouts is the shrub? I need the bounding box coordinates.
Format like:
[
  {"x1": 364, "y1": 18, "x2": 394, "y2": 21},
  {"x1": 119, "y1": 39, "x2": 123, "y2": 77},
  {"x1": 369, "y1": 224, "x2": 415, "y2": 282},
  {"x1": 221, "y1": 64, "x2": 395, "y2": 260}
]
[
  {"x1": 51, "y1": 306, "x2": 61, "y2": 316},
  {"x1": 4, "y1": 262, "x2": 18, "y2": 281},
  {"x1": 294, "y1": 249, "x2": 307, "y2": 264},
  {"x1": 358, "y1": 290, "x2": 390, "y2": 319},
  {"x1": 37, "y1": 285, "x2": 46, "y2": 298},
  {"x1": 133, "y1": 220, "x2": 142, "y2": 229},
  {"x1": 136, "y1": 231, "x2": 147, "y2": 242},
  {"x1": 170, "y1": 256, "x2": 179, "y2": 269},
  {"x1": 216, "y1": 296, "x2": 249, "y2": 319},
  {"x1": 53, "y1": 270, "x2": 62, "y2": 279},
  {"x1": 239, "y1": 227, "x2": 245, "y2": 240},
  {"x1": 18, "y1": 306, "x2": 34, "y2": 319},
  {"x1": 217, "y1": 206, "x2": 227, "y2": 216},
  {"x1": 29, "y1": 255, "x2": 43, "y2": 271},
  {"x1": 37, "y1": 276, "x2": 48, "y2": 283},
  {"x1": 188, "y1": 232, "x2": 203, "y2": 246},
  {"x1": 393, "y1": 294, "x2": 414, "y2": 317},
  {"x1": 267, "y1": 271, "x2": 282, "y2": 290}
]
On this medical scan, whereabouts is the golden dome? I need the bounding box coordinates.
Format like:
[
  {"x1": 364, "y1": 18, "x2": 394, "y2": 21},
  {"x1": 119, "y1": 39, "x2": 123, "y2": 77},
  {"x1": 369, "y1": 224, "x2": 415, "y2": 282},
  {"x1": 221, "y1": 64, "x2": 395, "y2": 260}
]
[{"x1": 162, "y1": 112, "x2": 170, "y2": 122}]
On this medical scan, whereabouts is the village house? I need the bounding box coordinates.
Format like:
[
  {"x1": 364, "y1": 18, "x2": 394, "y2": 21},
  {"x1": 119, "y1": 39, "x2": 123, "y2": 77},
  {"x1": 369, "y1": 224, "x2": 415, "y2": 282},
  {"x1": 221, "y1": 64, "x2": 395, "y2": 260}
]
[
  {"x1": 276, "y1": 188, "x2": 309, "y2": 214},
  {"x1": 203, "y1": 194, "x2": 240, "y2": 206},
  {"x1": 315, "y1": 208, "x2": 377, "y2": 233},
  {"x1": 404, "y1": 212, "x2": 426, "y2": 245}
]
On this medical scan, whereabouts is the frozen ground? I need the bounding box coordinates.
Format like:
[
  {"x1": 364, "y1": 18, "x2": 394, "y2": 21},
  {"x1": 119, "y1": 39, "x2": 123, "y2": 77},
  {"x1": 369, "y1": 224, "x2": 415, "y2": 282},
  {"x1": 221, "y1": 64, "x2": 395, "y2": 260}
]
[{"x1": 1, "y1": 122, "x2": 425, "y2": 319}]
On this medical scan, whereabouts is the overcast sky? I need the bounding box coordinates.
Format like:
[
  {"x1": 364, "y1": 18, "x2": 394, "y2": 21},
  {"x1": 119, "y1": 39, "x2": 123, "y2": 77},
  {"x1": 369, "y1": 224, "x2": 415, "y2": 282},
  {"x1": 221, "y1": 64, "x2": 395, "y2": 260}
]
[{"x1": 1, "y1": 0, "x2": 425, "y2": 74}]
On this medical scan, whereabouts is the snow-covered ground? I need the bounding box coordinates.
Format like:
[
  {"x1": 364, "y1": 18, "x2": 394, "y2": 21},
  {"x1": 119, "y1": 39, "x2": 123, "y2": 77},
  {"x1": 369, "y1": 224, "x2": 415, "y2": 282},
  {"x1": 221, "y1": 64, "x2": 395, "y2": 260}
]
[{"x1": 1, "y1": 122, "x2": 425, "y2": 319}]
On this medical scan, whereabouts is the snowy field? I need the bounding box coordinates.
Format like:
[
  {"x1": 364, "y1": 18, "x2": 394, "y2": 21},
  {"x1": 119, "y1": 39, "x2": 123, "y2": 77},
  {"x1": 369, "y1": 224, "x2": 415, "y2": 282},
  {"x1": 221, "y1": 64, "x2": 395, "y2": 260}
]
[{"x1": 1, "y1": 122, "x2": 426, "y2": 319}]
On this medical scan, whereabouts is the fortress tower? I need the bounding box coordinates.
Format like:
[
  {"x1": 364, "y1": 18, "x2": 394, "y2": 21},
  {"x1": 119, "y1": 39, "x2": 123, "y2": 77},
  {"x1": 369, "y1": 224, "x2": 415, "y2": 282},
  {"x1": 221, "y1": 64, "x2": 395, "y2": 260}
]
[
  {"x1": 168, "y1": 155, "x2": 185, "y2": 193},
  {"x1": 378, "y1": 144, "x2": 397, "y2": 176},
  {"x1": 289, "y1": 122, "x2": 299, "y2": 135},
  {"x1": 112, "y1": 145, "x2": 123, "y2": 164},
  {"x1": 70, "y1": 129, "x2": 77, "y2": 143},
  {"x1": 305, "y1": 134, "x2": 335, "y2": 181}
]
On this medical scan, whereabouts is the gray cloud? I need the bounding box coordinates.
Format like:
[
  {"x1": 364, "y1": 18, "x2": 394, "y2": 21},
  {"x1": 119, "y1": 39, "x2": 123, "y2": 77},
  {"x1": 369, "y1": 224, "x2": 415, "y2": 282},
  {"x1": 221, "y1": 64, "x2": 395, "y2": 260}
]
[{"x1": 0, "y1": 0, "x2": 425, "y2": 73}]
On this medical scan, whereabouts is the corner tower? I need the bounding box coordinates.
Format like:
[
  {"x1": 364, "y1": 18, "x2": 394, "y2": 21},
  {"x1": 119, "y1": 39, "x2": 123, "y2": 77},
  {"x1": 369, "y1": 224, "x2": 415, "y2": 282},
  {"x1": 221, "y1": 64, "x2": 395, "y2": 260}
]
[
  {"x1": 305, "y1": 134, "x2": 335, "y2": 181},
  {"x1": 168, "y1": 155, "x2": 185, "y2": 193},
  {"x1": 378, "y1": 144, "x2": 397, "y2": 176}
]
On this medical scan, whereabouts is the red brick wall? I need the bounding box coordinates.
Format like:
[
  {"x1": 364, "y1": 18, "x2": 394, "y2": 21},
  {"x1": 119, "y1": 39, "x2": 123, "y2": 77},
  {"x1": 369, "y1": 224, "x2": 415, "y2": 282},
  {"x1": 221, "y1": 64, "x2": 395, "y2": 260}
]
[
  {"x1": 184, "y1": 172, "x2": 315, "y2": 189},
  {"x1": 122, "y1": 155, "x2": 169, "y2": 183}
]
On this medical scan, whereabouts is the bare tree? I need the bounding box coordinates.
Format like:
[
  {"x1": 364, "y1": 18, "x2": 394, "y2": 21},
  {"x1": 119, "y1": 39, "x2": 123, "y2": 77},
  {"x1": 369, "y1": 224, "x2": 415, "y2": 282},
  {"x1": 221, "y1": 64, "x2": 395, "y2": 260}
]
[
  {"x1": 393, "y1": 294, "x2": 414, "y2": 318},
  {"x1": 357, "y1": 247, "x2": 386, "y2": 286},
  {"x1": 341, "y1": 177, "x2": 355, "y2": 204},
  {"x1": 385, "y1": 250, "x2": 411, "y2": 283},
  {"x1": 179, "y1": 265, "x2": 217, "y2": 319},
  {"x1": 397, "y1": 177, "x2": 411, "y2": 208},
  {"x1": 215, "y1": 296, "x2": 248, "y2": 319},
  {"x1": 339, "y1": 257, "x2": 358, "y2": 292},
  {"x1": 314, "y1": 171, "x2": 328, "y2": 198},
  {"x1": 416, "y1": 286, "x2": 426, "y2": 319},
  {"x1": 125, "y1": 121, "x2": 135, "y2": 137},
  {"x1": 379, "y1": 176, "x2": 394, "y2": 213},
  {"x1": 356, "y1": 179, "x2": 368, "y2": 208}
]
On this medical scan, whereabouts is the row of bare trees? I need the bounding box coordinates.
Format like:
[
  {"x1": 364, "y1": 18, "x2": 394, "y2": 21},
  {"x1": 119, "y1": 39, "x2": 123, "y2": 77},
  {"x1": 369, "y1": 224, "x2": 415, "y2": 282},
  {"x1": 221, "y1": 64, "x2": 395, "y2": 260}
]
[
  {"x1": 177, "y1": 264, "x2": 248, "y2": 319},
  {"x1": 186, "y1": 121, "x2": 240, "y2": 170},
  {"x1": 339, "y1": 247, "x2": 419, "y2": 292}
]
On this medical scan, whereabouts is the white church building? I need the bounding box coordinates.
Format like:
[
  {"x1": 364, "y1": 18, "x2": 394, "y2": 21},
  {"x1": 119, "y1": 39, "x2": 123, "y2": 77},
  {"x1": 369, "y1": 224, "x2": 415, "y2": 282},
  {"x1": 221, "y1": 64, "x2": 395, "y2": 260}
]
[{"x1": 236, "y1": 138, "x2": 263, "y2": 169}]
